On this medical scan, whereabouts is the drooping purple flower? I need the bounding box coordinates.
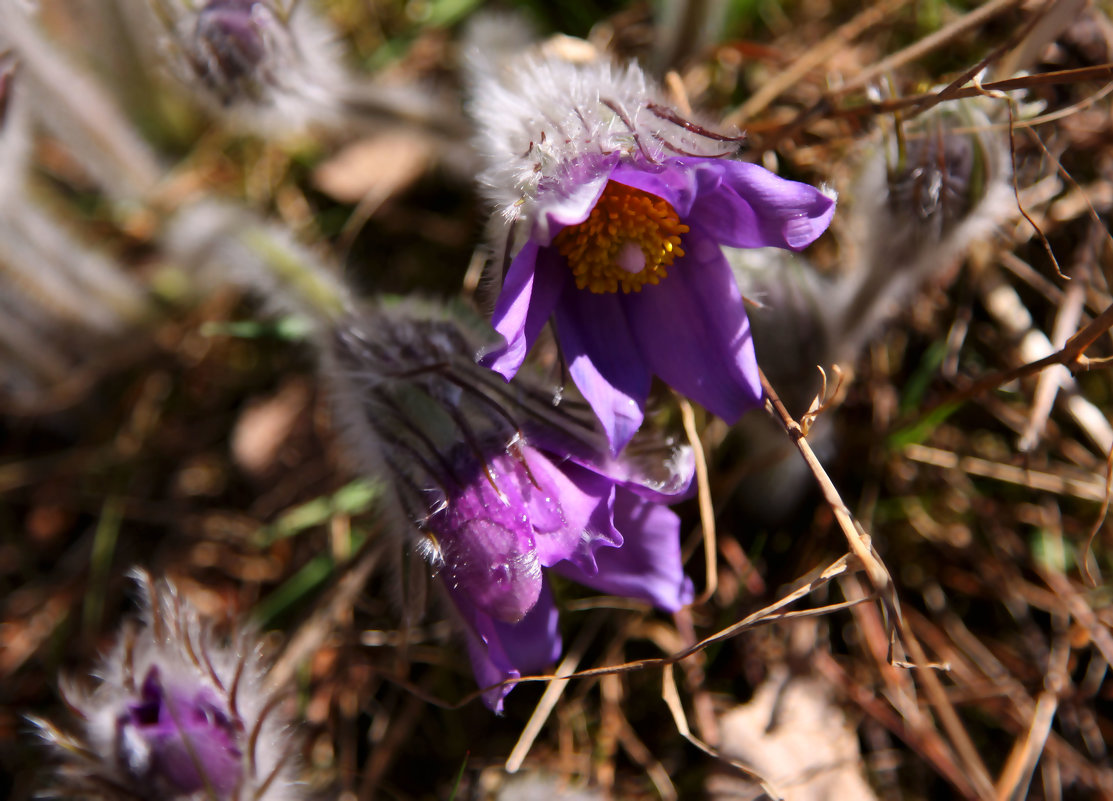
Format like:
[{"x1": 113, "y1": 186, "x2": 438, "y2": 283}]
[
  {"x1": 32, "y1": 572, "x2": 302, "y2": 801},
  {"x1": 466, "y1": 37, "x2": 835, "y2": 451},
  {"x1": 431, "y1": 439, "x2": 694, "y2": 711},
  {"x1": 328, "y1": 304, "x2": 695, "y2": 712}
]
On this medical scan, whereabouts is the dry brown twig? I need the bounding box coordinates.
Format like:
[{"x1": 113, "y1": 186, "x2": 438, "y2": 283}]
[
  {"x1": 749, "y1": 64, "x2": 1113, "y2": 142},
  {"x1": 759, "y1": 368, "x2": 999, "y2": 800},
  {"x1": 800, "y1": 364, "x2": 847, "y2": 436},
  {"x1": 1082, "y1": 445, "x2": 1113, "y2": 586},
  {"x1": 994, "y1": 622, "x2": 1071, "y2": 801},
  {"x1": 662, "y1": 661, "x2": 780, "y2": 798},
  {"x1": 909, "y1": 300, "x2": 1113, "y2": 426},
  {"x1": 728, "y1": 0, "x2": 910, "y2": 124},
  {"x1": 679, "y1": 396, "x2": 718, "y2": 604},
  {"x1": 373, "y1": 554, "x2": 866, "y2": 716}
]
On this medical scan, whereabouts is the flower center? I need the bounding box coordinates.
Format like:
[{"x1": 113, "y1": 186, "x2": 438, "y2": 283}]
[{"x1": 554, "y1": 181, "x2": 689, "y2": 294}]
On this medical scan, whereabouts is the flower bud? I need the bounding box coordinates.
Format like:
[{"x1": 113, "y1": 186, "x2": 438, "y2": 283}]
[
  {"x1": 832, "y1": 96, "x2": 1013, "y2": 362},
  {"x1": 157, "y1": 0, "x2": 348, "y2": 134},
  {"x1": 33, "y1": 571, "x2": 301, "y2": 800}
]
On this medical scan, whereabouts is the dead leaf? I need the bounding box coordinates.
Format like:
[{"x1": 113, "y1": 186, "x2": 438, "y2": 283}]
[
  {"x1": 312, "y1": 131, "x2": 434, "y2": 205},
  {"x1": 708, "y1": 669, "x2": 879, "y2": 801}
]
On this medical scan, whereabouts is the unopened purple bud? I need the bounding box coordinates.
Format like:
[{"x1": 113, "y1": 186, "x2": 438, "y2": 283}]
[
  {"x1": 888, "y1": 126, "x2": 977, "y2": 242},
  {"x1": 32, "y1": 571, "x2": 302, "y2": 801},
  {"x1": 153, "y1": 0, "x2": 348, "y2": 134},
  {"x1": 829, "y1": 98, "x2": 1012, "y2": 363},
  {"x1": 193, "y1": 0, "x2": 269, "y2": 102}
]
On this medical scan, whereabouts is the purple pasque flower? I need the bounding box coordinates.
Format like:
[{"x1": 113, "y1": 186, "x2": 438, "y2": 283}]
[
  {"x1": 327, "y1": 303, "x2": 695, "y2": 712},
  {"x1": 33, "y1": 572, "x2": 301, "y2": 801},
  {"x1": 432, "y1": 437, "x2": 694, "y2": 712},
  {"x1": 467, "y1": 38, "x2": 835, "y2": 451}
]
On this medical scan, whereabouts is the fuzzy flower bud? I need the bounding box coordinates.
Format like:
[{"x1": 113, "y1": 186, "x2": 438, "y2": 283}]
[
  {"x1": 328, "y1": 302, "x2": 694, "y2": 711},
  {"x1": 32, "y1": 571, "x2": 301, "y2": 801},
  {"x1": 830, "y1": 96, "x2": 1013, "y2": 362},
  {"x1": 725, "y1": 96, "x2": 1013, "y2": 520},
  {"x1": 153, "y1": 0, "x2": 348, "y2": 134},
  {"x1": 466, "y1": 28, "x2": 835, "y2": 450}
]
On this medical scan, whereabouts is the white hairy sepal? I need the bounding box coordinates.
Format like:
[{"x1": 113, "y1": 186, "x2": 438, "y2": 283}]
[
  {"x1": 0, "y1": 52, "x2": 30, "y2": 208},
  {"x1": 466, "y1": 33, "x2": 739, "y2": 230},
  {"x1": 0, "y1": 1, "x2": 162, "y2": 200},
  {"x1": 0, "y1": 194, "x2": 152, "y2": 407}
]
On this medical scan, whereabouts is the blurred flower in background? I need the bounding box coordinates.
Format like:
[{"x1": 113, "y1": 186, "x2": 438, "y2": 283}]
[
  {"x1": 728, "y1": 96, "x2": 1015, "y2": 520},
  {"x1": 32, "y1": 572, "x2": 301, "y2": 801},
  {"x1": 146, "y1": 0, "x2": 349, "y2": 134},
  {"x1": 467, "y1": 28, "x2": 835, "y2": 450},
  {"x1": 0, "y1": 47, "x2": 154, "y2": 410}
]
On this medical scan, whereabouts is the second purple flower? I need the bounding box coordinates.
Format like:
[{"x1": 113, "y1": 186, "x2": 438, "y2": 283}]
[{"x1": 328, "y1": 303, "x2": 694, "y2": 712}]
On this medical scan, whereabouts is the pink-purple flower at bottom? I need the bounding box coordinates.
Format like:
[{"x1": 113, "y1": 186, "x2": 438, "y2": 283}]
[
  {"x1": 431, "y1": 441, "x2": 694, "y2": 712},
  {"x1": 481, "y1": 155, "x2": 835, "y2": 452},
  {"x1": 32, "y1": 572, "x2": 300, "y2": 801}
]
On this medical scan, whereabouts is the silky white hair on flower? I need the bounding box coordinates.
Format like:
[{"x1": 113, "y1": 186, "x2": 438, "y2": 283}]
[
  {"x1": 164, "y1": 200, "x2": 351, "y2": 338},
  {"x1": 464, "y1": 22, "x2": 743, "y2": 228},
  {"x1": 0, "y1": 0, "x2": 162, "y2": 200},
  {"x1": 0, "y1": 49, "x2": 152, "y2": 409},
  {"x1": 0, "y1": 204, "x2": 152, "y2": 408},
  {"x1": 31, "y1": 570, "x2": 302, "y2": 801}
]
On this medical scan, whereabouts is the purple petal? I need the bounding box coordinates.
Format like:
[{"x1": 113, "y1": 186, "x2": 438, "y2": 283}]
[
  {"x1": 690, "y1": 160, "x2": 835, "y2": 251},
  {"x1": 120, "y1": 667, "x2": 241, "y2": 796},
  {"x1": 553, "y1": 489, "x2": 693, "y2": 612},
  {"x1": 480, "y1": 242, "x2": 565, "y2": 380},
  {"x1": 435, "y1": 457, "x2": 543, "y2": 624},
  {"x1": 624, "y1": 226, "x2": 761, "y2": 422},
  {"x1": 523, "y1": 447, "x2": 622, "y2": 573},
  {"x1": 610, "y1": 160, "x2": 702, "y2": 216},
  {"x1": 449, "y1": 579, "x2": 562, "y2": 713},
  {"x1": 554, "y1": 288, "x2": 651, "y2": 453}
]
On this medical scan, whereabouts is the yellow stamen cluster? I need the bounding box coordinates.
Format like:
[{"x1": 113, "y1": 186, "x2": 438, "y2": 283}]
[{"x1": 554, "y1": 181, "x2": 689, "y2": 294}]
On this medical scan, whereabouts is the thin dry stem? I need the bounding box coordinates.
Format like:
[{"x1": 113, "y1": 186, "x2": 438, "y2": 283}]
[
  {"x1": 505, "y1": 614, "x2": 603, "y2": 773},
  {"x1": 679, "y1": 396, "x2": 718, "y2": 604},
  {"x1": 910, "y1": 300, "x2": 1113, "y2": 423},
  {"x1": 662, "y1": 663, "x2": 780, "y2": 798},
  {"x1": 760, "y1": 368, "x2": 997, "y2": 799}
]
